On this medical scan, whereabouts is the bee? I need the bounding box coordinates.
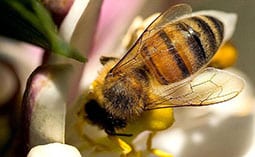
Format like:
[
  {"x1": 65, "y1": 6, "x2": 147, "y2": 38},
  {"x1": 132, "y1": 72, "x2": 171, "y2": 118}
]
[{"x1": 84, "y1": 4, "x2": 244, "y2": 136}]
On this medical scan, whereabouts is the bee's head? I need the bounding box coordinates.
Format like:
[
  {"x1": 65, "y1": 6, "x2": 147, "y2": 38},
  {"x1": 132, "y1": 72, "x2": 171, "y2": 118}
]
[{"x1": 84, "y1": 99, "x2": 132, "y2": 136}]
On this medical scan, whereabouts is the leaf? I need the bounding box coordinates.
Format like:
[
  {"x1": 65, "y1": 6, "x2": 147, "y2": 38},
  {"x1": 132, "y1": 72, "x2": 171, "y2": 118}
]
[{"x1": 0, "y1": 0, "x2": 85, "y2": 62}]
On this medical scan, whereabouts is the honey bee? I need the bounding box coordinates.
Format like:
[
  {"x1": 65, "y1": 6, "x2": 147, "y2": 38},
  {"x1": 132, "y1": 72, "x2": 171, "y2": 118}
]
[{"x1": 84, "y1": 4, "x2": 244, "y2": 136}]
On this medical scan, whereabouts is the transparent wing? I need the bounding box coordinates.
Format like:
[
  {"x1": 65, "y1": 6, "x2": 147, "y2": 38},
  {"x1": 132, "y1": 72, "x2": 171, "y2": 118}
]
[
  {"x1": 145, "y1": 67, "x2": 244, "y2": 110},
  {"x1": 110, "y1": 4, "x2": 192, "y2": 74},
  {"x1": 146, "y1": 3, "x2": 192, "y2": 31}
]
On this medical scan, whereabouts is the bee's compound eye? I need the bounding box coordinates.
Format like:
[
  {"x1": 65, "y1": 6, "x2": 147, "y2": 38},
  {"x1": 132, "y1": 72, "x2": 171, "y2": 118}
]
[
  {"x1": 84, "y1": 100, "x2": 108, "y2": 126},
  {"x1": 85, "y1": 100, "x2": 102, "y2": 116}
]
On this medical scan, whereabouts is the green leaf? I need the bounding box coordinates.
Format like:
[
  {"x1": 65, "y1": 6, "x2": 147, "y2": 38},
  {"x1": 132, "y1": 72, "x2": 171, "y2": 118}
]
[{"x1": 0, "y1": 0, "x2": 86, "y2": 62}]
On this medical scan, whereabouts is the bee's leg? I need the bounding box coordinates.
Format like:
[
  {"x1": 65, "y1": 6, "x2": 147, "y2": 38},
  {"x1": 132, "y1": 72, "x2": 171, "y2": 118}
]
[
  {"x1": 109, "y1": 136, "x2": 134, "y2": 156},
  {"x1": 100, "y1": 56, "x2": 119, "y2": 65},
  {"x1": 147, "y1": 132, "x2": 174, "y2": 157}
]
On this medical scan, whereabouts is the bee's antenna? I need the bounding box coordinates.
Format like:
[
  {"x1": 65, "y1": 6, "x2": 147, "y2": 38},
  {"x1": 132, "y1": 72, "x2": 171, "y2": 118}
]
[
  {"x1": 105, "y1": 129, "x2": 133, "y2": 137},
  {"x1": 114, "y1": 132, "x2": 133, "y2": 137}
]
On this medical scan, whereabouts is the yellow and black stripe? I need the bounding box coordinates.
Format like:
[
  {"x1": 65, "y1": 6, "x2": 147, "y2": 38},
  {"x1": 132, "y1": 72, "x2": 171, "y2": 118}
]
[{"x1": 141, "y1": 15, "x2": 224, "y2": 85}]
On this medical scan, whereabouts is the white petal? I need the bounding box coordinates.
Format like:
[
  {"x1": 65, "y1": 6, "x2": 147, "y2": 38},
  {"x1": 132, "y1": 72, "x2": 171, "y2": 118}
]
[
  {"x1": 24, "y1": 64, "x2": 73, "y2": 146},
  {"x1": 27, "y1": 143, "x2": 81, "y2": 157},
  {"x1": 59, "y1": 0, "x2": 103, "y2": 55},
  {"x1": 59, "y1": 0, "x2": 90, "y2": 43},
  {"x1": 58, "y1": 0, "x2": 103, "y2": 105}
]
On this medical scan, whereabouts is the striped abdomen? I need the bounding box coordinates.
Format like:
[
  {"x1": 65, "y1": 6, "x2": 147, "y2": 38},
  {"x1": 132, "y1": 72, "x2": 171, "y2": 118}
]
[{"x1": 141, "y1": 15, "x2": 224, "y2": 85}]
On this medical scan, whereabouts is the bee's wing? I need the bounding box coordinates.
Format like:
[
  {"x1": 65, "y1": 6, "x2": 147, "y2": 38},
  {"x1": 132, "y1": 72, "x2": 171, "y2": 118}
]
[
  {"x1": 110, "y1": 4, "x2": 192, "y2": 74},
  {"x1": 145, "y1": 68, "x2": 244, "y2": 110},
  {"x1": 146, "y1": 3, "x2": 192, "y2": 31}
]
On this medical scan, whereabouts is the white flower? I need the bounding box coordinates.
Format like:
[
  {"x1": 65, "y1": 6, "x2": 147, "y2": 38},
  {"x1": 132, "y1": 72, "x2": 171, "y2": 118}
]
[{"x1": 1, "y1": 1, "x2": 254, "y2": 157}]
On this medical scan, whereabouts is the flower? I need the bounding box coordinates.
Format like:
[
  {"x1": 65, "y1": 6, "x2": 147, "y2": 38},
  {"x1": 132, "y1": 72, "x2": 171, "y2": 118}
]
[{"x1": 0, "y1": 0, "x2": 254, "y2": 157}]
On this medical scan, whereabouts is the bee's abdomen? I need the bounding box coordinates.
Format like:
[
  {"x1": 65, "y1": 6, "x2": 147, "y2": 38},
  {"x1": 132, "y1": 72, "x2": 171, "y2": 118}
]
[{"x1": 141, "y1": 15, "x2": 224, "y2": 85}]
